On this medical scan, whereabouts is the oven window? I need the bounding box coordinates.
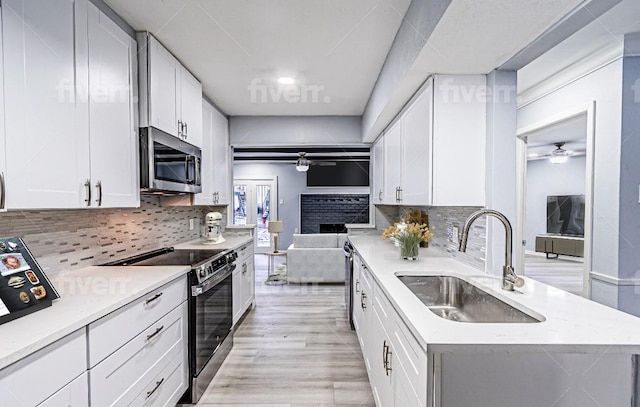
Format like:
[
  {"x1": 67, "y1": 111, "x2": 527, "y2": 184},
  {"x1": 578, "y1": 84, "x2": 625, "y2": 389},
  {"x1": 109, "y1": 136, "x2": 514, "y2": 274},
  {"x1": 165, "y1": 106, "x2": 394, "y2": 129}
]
[
  {"x1": 154, "y1": 142, "x2": 198, "y2": 185},
  {"x1": 194, "y1": 273, "x2": 232, "y2": 375}
]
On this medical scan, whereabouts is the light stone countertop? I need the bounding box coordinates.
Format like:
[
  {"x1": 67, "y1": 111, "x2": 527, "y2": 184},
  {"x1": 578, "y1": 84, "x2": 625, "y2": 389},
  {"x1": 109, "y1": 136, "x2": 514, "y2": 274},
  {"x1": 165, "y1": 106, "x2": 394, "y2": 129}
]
[
  {"x1": 174, "y1": 235, "x2": 254, "y2": 251},
  {"x1": 0, "y1": 264, "x2": 190, "y2": 370},
  {"x1": 0, "y1": 235, "x2": 255, "y2": 371},
  {"x1": 348, "y1": 234, "x2": 640, "y2": 353}
]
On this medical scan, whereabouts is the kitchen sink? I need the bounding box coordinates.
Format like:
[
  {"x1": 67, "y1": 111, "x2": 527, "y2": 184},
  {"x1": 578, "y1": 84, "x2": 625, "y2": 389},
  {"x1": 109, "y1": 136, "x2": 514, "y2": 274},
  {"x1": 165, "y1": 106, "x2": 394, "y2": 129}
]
[{"x1": 397, "y1": 275, "x2": 543, "y2": 323}]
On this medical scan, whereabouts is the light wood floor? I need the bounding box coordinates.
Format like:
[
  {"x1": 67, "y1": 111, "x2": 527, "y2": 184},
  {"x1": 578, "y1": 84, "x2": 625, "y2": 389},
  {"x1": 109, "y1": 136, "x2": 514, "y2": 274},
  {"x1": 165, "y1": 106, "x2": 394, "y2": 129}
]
[
  {"x1": 197, "y1": 254, "x2": 375, "y2": 407},
  {"x1": 524, "y1": 253, "x2": 584, "y2": 296}
]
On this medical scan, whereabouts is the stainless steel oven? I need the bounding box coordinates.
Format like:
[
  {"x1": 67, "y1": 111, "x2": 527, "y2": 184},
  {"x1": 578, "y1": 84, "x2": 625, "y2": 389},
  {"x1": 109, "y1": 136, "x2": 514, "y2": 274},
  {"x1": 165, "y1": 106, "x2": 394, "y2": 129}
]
[
  {"x1": 140, "y1": 127, "x2": 202, "y2": 194},
  {"x1": 188, "y1": 260, "x2": 234, "y2": 402}
]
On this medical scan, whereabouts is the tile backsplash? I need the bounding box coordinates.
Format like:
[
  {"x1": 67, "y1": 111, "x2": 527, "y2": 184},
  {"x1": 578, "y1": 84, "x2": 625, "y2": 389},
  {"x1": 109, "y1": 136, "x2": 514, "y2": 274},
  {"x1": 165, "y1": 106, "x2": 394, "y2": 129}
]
[
  {"x1": 0, "y1": 196, "x2": 226, "y2": 274},
  {"x1": 419, "y1": 206, "x2": 486, "y2": 271}
]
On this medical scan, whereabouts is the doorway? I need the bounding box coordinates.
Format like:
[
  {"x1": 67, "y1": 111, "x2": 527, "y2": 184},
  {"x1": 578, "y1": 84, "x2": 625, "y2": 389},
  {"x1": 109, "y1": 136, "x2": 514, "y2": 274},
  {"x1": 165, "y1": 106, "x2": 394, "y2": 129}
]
[
  {"x1": 516, "y1": 103, "x2": 595, "y2": 297},
  {"x1": 233, "y1": 177, "x2": 278, "y2": 253}
]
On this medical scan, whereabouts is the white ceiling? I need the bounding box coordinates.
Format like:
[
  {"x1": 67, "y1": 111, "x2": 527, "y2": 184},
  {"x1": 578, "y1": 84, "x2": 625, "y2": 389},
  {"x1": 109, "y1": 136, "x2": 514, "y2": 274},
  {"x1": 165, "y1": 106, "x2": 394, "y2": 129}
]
[
  {"x1": 363, "y1": 0, "x2": 588, "y2": 141},
  {"x1": 525, "y1": 113, "x2": 587, "y2": 159},
  {"x1": 104, "y1": 0, "x2": 411, "y2": 116},
  {"x1": 518, "y1": 0, "x2": 640, "y2": 94}
]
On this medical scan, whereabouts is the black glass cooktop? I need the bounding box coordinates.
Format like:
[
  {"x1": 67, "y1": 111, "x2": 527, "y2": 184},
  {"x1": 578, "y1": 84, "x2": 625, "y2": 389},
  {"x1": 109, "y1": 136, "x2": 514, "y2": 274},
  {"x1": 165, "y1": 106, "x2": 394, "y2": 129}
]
[{"x1": 103, "y1": 248, "x2": 227, "y2": 267}]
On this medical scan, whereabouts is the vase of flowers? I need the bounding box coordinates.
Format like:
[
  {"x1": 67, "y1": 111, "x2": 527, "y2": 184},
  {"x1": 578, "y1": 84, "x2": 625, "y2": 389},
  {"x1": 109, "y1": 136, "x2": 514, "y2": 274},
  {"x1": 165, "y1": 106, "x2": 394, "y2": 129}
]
[{"x1": 382, "y1": 222, "x2": 434, "y2": 261}]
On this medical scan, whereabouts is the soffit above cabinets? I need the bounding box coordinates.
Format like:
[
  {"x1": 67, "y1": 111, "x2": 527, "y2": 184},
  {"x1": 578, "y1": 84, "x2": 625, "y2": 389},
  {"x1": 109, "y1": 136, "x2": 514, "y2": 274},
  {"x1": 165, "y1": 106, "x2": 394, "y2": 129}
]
[{"x1": 103, "y1": 0, "x2": 410, "y2": 116}]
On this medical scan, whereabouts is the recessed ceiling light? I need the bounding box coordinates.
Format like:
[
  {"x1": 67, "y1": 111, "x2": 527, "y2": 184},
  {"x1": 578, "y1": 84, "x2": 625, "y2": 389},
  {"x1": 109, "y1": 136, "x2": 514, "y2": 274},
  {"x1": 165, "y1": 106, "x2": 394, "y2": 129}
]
[{"x1": 278, "y1": 77, "x2": 295, "y2": 85}]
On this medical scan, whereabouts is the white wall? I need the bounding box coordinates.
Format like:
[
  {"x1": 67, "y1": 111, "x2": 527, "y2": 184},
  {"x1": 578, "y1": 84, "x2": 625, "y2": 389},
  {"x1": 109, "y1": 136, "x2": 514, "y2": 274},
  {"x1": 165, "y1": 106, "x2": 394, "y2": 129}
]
[
  {"x1": 229, "y1": 116, "x2": 362, "y2": 146},
  {"x1": 525, "y1": 156, "x2": 586, "y2": 251},
  {"x1": 518, "y1": 60, "x2": 623, "y2": 281},
  {"x1": 233, "y1": 162, "x2": 369, "y2": 249}
]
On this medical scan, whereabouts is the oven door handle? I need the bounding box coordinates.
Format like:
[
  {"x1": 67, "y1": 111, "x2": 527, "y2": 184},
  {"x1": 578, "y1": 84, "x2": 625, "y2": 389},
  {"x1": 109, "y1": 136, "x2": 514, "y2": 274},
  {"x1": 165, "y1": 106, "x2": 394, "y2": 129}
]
[{"x1": 191, "y1": 264, "x2": 235, "y2": 297}]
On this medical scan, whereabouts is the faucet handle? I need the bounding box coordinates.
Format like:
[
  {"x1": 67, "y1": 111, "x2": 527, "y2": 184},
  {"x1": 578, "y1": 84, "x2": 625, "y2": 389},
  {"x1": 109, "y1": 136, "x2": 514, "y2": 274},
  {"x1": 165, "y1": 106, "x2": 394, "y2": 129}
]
[{"x1": 513, "y1": 276, "x2": 525, "y2": 288}]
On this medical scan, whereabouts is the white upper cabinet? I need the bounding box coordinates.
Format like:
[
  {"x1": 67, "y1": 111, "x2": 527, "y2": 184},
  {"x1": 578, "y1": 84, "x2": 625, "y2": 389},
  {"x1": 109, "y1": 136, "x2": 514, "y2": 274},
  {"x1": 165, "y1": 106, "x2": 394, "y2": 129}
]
[
  {"x1": 401, "y1": 86, "x2": 432, "y2": 205},
  {"x1": 139, "y1": 33, "x2": 203, "y2": 147},
  {"x1": 193, "y1": 99, "x2": 215, "y2": 205},
  {"x1": 180, "y1": 69, "x2": 203, "y2": 148},
  {"x1": 147, "y1": 35, "x2": 180, "y2": 137},
  {"x1": 0, "y1": 5, "x2": 6, "y2": 212},
  {"x1": 382, "y1": 120, "x2": 402, "y2": 204},
  {"x1": 431, "y1": 75, "x2": 485, "y2": 206},
  {"x1": 87, "y1": 3, "x2": 139, "y2": 208},
  {"x1": 211, "y1": 106, "x2": 230, "y2": 205},
  {"x1": 194, "y1": 99, "x2": 229, "y2": 206},
  {"x1": 3, "y1": 0, "x2": 91, "y2": 209},
  {"x1": 371, "y1": 137, "x2": 384, "y2": 204},
  {"x1": 373, "y1": 75, "x2": 485, "y2": 207}
]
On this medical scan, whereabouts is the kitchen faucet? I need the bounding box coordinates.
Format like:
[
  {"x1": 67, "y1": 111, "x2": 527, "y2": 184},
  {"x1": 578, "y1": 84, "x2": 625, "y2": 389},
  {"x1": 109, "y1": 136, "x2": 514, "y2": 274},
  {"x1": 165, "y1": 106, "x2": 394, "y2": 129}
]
[{"x1": 458, "y1": 209, "x2": 524, "y2": 291}]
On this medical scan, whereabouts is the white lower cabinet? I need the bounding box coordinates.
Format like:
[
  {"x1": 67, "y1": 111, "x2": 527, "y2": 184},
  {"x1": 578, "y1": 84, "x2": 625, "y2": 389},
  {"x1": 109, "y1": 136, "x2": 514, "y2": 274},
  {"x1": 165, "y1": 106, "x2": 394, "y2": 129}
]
[
  {"x1": 233, "y1": 241, "x2": 255, "y2": 325},
  {"x1": 88, "y1": 277, "x2": 189, "y2": 407},
  {"x1": 0, "y1": 329, "x2": 87, "y2": 407},
  {"x1": 39, "y1": 373, "x2": 89, "y2": 407},
  {"x1": 353, "y1": 269, "x2": 427, "y2": 407}
]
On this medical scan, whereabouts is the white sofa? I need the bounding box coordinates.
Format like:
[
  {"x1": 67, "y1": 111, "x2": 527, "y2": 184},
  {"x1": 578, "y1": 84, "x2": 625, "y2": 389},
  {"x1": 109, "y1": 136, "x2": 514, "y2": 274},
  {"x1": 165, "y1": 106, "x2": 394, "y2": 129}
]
[{"x1": 286, "y1": 233, "x2": 347, "y2": 283}]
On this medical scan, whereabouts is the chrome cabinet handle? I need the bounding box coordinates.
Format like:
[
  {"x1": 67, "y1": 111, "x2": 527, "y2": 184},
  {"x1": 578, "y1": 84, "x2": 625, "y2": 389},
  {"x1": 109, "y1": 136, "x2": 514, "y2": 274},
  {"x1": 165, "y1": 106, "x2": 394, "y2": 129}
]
[
  {"x1": 0, "y1": 172, "x2": 5, "y2": 209},
  {"x1": 399, "y1": 187, "x2": 403, "y2": 202},
  {"x1": 145, "y1": 292, "x2": 163, "y2": 305},
  {"x1": 95, "y1": 181, "x2": 102, "y2": 206},
  {"x1": 361, "y1": 291, "x2": 367, "y2": 310},
  {"x1": 382, "y1": 340, "x2": 387, "y2": 368},
  {"x1": 378, "y1": 190, "x2": 382, "y2": 202},
  {"x1": 242, "y1": 262, "x2": 247, "y2": 274},
  {"x1": 384, "y1": 340, "x2": 392, "y2": 375},
  {"x1": 146, "y1": 325, "x2": 164, "y2": 341},
  {"x1": 146, "y1": 378, "x2": 165, "y2": 398},
  {"x1": 178, "y1": 120, "x2": 183, "y2": 138},
  {"x1": 184, "y1": 122, "x2": 188, "y2": 137},
  {"x1": 84, "y1": 180, "x2": 91, "y2": 206}
]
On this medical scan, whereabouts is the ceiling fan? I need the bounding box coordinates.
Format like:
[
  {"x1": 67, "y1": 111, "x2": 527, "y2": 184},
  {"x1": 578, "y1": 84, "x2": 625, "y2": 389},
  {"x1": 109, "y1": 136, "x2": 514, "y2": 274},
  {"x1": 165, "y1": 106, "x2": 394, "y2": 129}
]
[{"x1": 294, "y1": 152, "x2": 336, "y2": 172}]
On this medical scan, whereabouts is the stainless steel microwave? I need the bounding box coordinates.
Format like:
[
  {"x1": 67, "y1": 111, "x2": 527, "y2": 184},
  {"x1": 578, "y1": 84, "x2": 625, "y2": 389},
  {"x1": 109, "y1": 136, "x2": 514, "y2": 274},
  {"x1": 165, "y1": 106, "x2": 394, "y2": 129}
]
[{"x1": 140, "y1": 127, "x2": 202, "y2": 194}]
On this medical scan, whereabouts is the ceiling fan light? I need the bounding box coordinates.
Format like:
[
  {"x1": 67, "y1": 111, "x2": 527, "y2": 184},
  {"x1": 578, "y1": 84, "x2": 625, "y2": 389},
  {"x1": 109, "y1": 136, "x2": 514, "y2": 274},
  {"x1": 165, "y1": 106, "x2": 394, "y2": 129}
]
[
  {"x1": 549, "y1": 142, "x2": 569, "y2": 164},
  {"x1": 296, "y1": 157, "x2": 310, "y2": 172}
]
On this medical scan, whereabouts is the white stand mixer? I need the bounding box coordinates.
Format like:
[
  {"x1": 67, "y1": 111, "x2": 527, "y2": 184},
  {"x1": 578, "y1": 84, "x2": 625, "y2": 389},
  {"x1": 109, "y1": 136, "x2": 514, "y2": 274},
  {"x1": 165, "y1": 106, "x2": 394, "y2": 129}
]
[{"x1": 202, "y1": 212, "x2": 226, "y2": 245}]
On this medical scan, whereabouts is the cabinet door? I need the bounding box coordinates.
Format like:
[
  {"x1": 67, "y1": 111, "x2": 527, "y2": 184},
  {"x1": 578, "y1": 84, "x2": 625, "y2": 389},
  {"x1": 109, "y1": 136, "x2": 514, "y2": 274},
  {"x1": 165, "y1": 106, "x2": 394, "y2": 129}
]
[
  {"x1": 232, "y1": 266, "x2": 243, "y2": 325},
  {"x1": 211, "y1": 107, "x2": 231, "y2": 205},
  {"x1": 87, "y1": 3, "x2": 139, "y2": 208},
  {"x1": 383, "y1": 122, "x2": 402, "y2": 204},
  {"x1": 39, "y1": 373, "x2": 88, "y2": 407},
  {"x1": 370, "y1": 310, "x2": 393, "y2": 407},
  {"x1": 371, "y1": 137, "x2": 384, "y2": 204},
  {"x1": 432, "y1": 75, "x2": 486, "y2": 206},
  {"x1": 193, "y1": 99, "x2": 215, "y2": 205},
  {"x1": 401, "y1": 81, "x2": 433, "y2": 205},
  {"x1": 393, "y1": 360, "x2": 421, "y2": 407},
  {"x1": 148, "y1": 36, "x2": 180, "y2": 137},
  {"x1": 3, "y1": 0, "x2": 91, "y2": 209},
  {"x1": 180, "y1": 68, "x2": 203, "y2": 147},
  {"x1": 0, "y1": 5, "x2": 6, "y2": 212},
  {"x1": 242, "y1": 256, "x2": 255, "y2": 311}
]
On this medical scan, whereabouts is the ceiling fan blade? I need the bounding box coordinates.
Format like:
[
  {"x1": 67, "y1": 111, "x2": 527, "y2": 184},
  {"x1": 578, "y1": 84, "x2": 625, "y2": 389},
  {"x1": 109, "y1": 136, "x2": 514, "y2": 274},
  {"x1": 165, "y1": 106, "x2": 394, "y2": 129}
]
[{"x1": 310, "y1": 161, "x2": 336, "y2": 166}]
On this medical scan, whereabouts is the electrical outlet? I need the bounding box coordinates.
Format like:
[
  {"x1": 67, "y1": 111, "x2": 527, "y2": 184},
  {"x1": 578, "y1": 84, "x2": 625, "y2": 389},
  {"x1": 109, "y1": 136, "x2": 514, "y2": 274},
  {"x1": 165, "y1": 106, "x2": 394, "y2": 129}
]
[
  {"x1": 294, "y1": 227, "x2": 298, "y2": 233},
  {"x1": 189, "y1": 218, "x2": 195, "y2": 231},
  {"x1": 451, "y1": 225, "x2": 459, "y2": 244}
]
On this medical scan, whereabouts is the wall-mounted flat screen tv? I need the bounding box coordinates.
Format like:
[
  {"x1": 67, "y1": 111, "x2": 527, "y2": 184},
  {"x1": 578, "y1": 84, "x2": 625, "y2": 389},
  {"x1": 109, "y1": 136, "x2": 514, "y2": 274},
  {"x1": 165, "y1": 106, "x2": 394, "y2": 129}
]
[
  {"x1": 546, "y1": 195, "x2": 585, "y2": 237},
  {"x1": 307, "y1": 160, "x2": 370, "y2": 187}
]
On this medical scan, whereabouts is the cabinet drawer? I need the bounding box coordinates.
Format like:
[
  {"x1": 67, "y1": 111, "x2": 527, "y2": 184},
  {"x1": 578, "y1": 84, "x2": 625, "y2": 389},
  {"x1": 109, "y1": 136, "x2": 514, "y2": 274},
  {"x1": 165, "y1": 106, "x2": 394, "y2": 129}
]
[
  {"x1": 88, "y1": 276, "x2": 187, "y2": 366},
  {"x1": 237, "y1": 242, "x2": 254, "y2": 263},
  {"x1": 39, "y1": 372, "x2": 88, "y2": 407},
  {"x1": 89, "y1": 301, "x2": 187, "y2": 407},
  {"x1": 0, "y1": 328, "x2": 87, "y2": 406},
  {"x1": 391, "y1": 315, "x2": 427, "y2": 406},
  {"x1": 129, "y1": 350, "x2": 188, "y2": 407},
  {"x1": 0, "y1": 329, "x2": 87, "y2": 407},
  {"x1": 373, "y1": 280, "x2": 393, "y2": 334}
]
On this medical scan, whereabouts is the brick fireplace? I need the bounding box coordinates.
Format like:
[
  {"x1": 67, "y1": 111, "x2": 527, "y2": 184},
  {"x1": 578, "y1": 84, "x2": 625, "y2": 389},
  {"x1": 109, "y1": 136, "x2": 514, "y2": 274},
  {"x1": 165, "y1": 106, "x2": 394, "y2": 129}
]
[{"x1": 300, "y1": 194, "x2": 369, "y2": 234}]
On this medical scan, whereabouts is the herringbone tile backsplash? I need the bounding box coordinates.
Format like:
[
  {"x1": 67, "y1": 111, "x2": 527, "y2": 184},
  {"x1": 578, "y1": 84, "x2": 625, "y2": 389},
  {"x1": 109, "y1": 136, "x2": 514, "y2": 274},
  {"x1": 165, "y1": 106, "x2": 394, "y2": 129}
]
[{"x1": 0, "y1": 196, "x2": 226, "y2": 274}]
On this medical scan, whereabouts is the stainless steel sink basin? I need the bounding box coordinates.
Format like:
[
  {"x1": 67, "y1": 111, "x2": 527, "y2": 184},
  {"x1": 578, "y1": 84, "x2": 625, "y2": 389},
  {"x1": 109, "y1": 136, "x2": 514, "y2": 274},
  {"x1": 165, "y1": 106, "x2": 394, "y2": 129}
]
[{"x1": 397, "y1": 275, "x2": 543, "y2": 323}]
